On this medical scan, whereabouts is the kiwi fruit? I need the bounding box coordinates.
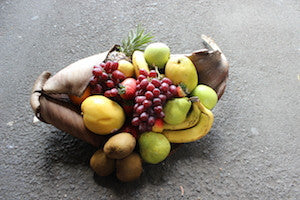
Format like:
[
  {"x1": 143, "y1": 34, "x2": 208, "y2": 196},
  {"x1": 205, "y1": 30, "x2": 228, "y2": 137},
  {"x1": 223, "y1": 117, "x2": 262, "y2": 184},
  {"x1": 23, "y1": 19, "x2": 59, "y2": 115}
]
[
  {"x1": 103, "y1": 132, "x2": 136, "y2": 159},
  {"x1": 116, "y1": 152, "x2": 143, "y2": 182},
  {"x1": 90, "y1": 149, "x2": 115, "y2": 176}
]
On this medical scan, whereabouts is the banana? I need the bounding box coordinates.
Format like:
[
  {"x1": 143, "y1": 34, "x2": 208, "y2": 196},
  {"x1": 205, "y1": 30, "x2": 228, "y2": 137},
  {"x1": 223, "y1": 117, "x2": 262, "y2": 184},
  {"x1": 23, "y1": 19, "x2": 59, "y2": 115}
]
[
  {"x1": 132, "y1": 50, "x2": 149, "y2": 77},
  {"x1": 162, "y1": 101, "x2": 214, "y2": 143},
  {"x1": 163, "y1": 101, "x2": 201, "y2": 130}
]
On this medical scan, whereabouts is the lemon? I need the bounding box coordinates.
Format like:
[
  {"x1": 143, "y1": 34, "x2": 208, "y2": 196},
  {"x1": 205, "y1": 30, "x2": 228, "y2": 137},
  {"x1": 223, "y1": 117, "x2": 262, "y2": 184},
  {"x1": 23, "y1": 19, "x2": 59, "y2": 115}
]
[
  {"x1": 81, "y1": 95, "x2": 125, "y2": 135},
  {"x1": 118, "y1": 60, "x2": 134, "y2": 77}
]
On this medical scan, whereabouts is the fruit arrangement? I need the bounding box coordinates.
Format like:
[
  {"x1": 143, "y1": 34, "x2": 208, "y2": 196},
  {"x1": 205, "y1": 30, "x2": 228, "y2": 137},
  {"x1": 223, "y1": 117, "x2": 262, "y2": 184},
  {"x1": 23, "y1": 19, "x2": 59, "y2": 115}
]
[{"x1": 30, "y1": 27, "x2": 229, "y2": 182}]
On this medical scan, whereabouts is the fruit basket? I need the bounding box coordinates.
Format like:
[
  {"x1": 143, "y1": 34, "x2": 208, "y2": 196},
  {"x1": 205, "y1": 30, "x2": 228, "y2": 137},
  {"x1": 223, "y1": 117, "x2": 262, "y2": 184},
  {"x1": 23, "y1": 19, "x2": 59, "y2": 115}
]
[{"x1": 30, "y1": 28, "x2": 229, "y2": 182}]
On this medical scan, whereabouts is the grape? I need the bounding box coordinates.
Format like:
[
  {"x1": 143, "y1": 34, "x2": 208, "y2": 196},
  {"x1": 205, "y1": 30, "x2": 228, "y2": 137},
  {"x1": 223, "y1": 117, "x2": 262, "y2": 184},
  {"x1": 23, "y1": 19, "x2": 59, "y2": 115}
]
[
  {"x1": 139, "y1": 69, "x2": 149, "y2": 77},
  {"x1": 154, "y1": 106, "x2": 163, "y2": 114},
  {"x1": 110, "y1": 88, "x2": 118, "y2": 97},
  {"x1": 140, "y1": 79, "x2": 149, "y2": 89},
  {"x1": 140, "y1": 112, "x2": 149, "y2": 121},
  {"x1": 152, "y1": 88, "x2": 160, "y2": 97},
  {"x1": 166, "y1": 91, "x2": 173, "y2": 99},
  {"x1": 158, "y1": 111, "x2": 165, "y2": 118},
  {"x1": 135, "y1": 96, "x2": 146, "y2": 104},
  {"x1": 143, "y1": 99, "x2": 152, "y2": 108},
  {"x1": 92, "y1": 67, "x2": 103, "y2": 77},
  {"x1": 136, "y1": 84, "x2": 141, "y2": 91},
  {"x1": 151, "y1": 78, "x2": 161, "y2": 87},
  {"x1": 100, "y1": 63, "x2": 106, "y2": 68},
  {"x1": 136, "y1": 89, "x2": 145, "y2": 96},
  {"x1": 148, "y1": 116, "x2": 155, "y2": 126},
  {"x1": 146, "y1": 83, "x2": 155, "y2": 91},
  {"x1": 131, "y1": 117, "x2": 140, "y2": 126},
  {"x1": 161, "y1": 77, "x2": 172, "y2": 85},
  {"x1": 106, "y1": 80, "x2": 115, "y2": 88},
  {"x1": 112, "y1": 70, "x2": 125, "y2": 80},
  {"x1": 149, "y1": 70, "x2": 157, "y2": 78},
  {"x1": 160, "y1": 82, "x2": 169, "y2": 92},
  {"x1": 111, "y1": 62, "x2": 118, "y2": 71},
  {"x1": 105, "y1": 61, "x2": 112, "y2": 71},
  {"x1": 145, "y1": 91, "x2": 154, "y2": 100},
  {"x1": 169, "y1": 85, "x2": 178, "y2": 96},
  {"x1": 101, "y1": 72, "x2": 108, "y2": 81},
  {"x1": 138, "y1": 75, "x2": 146, "y2": 81},
  {"x1": 153, "y1": 98, "x2": 162, "y2": 106},
  {"x1": 135, "y1": 105, "x2": 145, "y2": 115},
  {"x1": 89, "y1": 76, "x2": 98, "y2": 85},
  {"x1": 104, "y1": 90, "x2": 111, "y2": 97},
  {"x1": 159, "y1": 94, "x2": 167, "y2": 104}
]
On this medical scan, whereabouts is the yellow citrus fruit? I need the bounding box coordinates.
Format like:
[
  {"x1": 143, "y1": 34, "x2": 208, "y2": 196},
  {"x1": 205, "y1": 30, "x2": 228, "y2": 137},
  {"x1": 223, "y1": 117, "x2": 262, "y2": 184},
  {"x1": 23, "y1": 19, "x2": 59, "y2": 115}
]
[
  {"x1": 81, "y1": 95, "x2": 125, "y2": 135},
  {"x1": 118, "y1": 60, "x2": 134, "y2": 77}
]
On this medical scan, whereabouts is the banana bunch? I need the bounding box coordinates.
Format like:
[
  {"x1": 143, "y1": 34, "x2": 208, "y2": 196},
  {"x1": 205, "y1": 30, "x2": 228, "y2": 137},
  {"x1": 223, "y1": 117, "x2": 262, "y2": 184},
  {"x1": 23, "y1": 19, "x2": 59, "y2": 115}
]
[{"x1": 162, "y1": 98, "x2": 214, "y2": 143}]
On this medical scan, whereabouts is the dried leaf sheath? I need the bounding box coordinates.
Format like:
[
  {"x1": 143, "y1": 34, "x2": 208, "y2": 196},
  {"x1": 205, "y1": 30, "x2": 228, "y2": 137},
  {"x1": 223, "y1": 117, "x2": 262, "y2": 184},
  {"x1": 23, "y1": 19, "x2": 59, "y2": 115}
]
[{"x1": 42, "y1": 51, "x2": 109, "y2": 96}]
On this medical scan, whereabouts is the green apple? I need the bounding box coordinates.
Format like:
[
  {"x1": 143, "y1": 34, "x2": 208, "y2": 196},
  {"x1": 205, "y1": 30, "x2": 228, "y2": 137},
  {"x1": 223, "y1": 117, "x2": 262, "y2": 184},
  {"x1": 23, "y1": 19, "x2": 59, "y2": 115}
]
[
  {"x1": 144, "y1": 42, "x2": 170, "y2": 68},
  {"x1": 138, "y1": 132, "x2": 171, "y2": 164},
  {"x1": 191, "y1": 84, "x2": 218, "y2": 110},
  {"x1": 163, "y1": 97, "x2": 192, "y2": 125}
]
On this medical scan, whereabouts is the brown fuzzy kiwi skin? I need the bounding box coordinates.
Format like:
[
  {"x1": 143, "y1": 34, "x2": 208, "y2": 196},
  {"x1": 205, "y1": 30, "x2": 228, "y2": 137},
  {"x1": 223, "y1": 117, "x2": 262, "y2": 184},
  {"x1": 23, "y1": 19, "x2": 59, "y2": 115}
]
[
  {"x1": 90, "y1": 149, "x2": 115, "y2": 176},
  {"x1": 116, "y1": 152, "x2": 143, "y2": 182},
  {"x1": 103, "y1": 132, "x2": 136, "y2": 159}
]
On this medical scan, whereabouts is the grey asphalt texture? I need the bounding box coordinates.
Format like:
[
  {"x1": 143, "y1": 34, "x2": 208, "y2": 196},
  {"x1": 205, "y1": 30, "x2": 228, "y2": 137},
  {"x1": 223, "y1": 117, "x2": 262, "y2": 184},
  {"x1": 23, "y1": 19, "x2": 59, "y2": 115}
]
[{"x1": 0, "y1": 0, "x2": 299, "y2": 199}]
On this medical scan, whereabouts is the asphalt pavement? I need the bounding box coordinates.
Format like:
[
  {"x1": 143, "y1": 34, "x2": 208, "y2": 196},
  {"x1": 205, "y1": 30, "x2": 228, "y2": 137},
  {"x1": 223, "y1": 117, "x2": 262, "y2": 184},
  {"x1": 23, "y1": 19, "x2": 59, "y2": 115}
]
[{"x1": 0, "y1": 0, "x2": 299, "y2": 199}]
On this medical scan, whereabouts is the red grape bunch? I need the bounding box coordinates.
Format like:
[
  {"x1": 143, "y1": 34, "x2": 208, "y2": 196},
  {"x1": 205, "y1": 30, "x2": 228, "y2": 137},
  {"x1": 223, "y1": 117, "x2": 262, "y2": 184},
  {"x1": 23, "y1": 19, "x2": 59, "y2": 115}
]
[
  {"x1": 131, "y1": 69, "x2": 179, "y2": 132},
  {"x1": 89, "y1": 61, "x2": 126, "y2": 98}
]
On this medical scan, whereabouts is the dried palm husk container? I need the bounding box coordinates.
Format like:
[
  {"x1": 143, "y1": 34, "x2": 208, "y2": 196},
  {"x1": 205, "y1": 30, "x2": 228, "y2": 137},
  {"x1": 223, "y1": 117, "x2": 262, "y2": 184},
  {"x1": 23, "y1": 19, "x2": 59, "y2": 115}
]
[{"x1": 30, "y1": 35, "x2": 229, "y2": 150}]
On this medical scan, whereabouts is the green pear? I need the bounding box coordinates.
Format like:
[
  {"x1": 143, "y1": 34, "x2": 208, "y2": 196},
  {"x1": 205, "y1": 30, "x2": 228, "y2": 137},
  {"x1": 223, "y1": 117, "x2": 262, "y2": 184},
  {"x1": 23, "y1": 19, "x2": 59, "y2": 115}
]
[
  {"x1": 138, "y1": 132, "x2": 171, "y2": 164},
  {"x1": 163, "y1": 97, "x2": 192, "y2": 125}
]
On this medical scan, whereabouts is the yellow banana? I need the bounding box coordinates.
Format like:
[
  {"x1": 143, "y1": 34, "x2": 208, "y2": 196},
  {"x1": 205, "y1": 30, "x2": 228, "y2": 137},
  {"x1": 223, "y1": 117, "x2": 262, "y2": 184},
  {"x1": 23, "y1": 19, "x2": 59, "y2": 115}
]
[
  {"x1": 163, "y1": 102, "x2": 201, "y2": 130},
  {"x1": 162, "y1": 101, "x2": 214, "y2": 143},
  {"x1": 132, "y1": 51, "x2": 149, "y2": 77}
]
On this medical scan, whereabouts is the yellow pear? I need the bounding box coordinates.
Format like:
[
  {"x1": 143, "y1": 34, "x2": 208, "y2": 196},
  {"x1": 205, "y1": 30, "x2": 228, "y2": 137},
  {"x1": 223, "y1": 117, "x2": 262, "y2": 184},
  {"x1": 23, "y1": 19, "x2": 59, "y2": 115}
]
[{"x1": 165, "y1": 55, "x2": 198, "y2": 93}]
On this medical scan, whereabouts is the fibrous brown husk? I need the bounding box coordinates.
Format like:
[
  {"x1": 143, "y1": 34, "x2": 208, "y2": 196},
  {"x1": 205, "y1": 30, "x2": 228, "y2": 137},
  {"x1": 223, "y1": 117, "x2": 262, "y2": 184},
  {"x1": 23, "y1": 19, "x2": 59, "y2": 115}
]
[{"x1": 30, "y1": 35, "x2": 229, "y2": 147}]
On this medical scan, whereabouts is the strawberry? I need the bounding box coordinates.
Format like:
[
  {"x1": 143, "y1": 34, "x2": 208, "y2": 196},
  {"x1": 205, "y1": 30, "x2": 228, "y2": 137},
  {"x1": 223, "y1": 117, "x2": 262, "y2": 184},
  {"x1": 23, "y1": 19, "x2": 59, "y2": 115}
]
[{"x1": 118, "y1": 78, "x2": 137, "y2": 100}]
